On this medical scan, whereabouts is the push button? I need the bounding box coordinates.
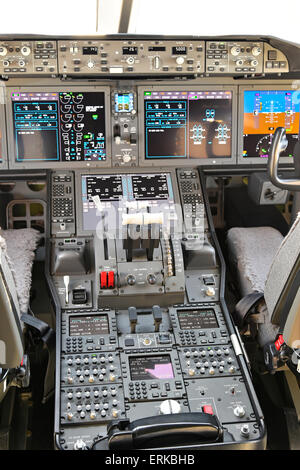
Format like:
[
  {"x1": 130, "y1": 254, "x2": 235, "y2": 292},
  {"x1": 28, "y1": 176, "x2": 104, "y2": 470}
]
[
  {"x1": 202, "y1": 405, "x2": 214, "y2": 415},
  {"x1": 100, "y1": 271, "x2": 107, "y2": 289}
]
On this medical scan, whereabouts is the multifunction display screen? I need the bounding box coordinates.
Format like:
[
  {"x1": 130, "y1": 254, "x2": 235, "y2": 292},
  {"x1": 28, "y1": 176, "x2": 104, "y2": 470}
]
[
  {"x1": 69, "y1": 315, "x2": 109, "y2": 336},
  {"x1": 11, "y1": 91, "x2": 106, "y2": 163},
  {"x1": 129, "y1": 355, "x2": 174, "y2": 381},
  {"x1": 144, "y1": 90, "x2": 232, "y2": 159},
  {"x1": 177, "y1": 309, "x2": 219, "y2": 330},
  {"x1": 243, "y1": 90, "x2": 299, "y2": 159},
  {"x1": 81, "y1": 172, "x2": 174, "y2": 231}
]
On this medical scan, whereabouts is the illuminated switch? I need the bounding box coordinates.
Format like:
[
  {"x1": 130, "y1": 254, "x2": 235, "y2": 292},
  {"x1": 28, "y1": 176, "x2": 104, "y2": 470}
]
[
  {"x1": 202, "y1": 405, "x2": 214, "y2": 415},
  {"x1": 100, "y1": 271, "x2": 107, "y2": 289},
  {"x1": 107, "y1": 271, "x2": 115, "y2": 289}
]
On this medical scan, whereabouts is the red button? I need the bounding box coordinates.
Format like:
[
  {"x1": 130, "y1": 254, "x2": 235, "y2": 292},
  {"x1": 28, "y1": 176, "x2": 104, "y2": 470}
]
[
  {"x1": 108, "y1": 271, "x2": 115, "y2": 289},
  {"x1": 202, "y1": 405, "x2": 214, "y2": 415},
  {"x1": 100, "y1": 271, "x2": 107, "y2": 289}
]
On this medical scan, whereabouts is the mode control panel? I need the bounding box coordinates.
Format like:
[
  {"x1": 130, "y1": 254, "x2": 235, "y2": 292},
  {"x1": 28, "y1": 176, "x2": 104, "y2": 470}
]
[
  {"x1": 111, "y1": 89, "x2": 138, "y2": 167},
  {"x1": 57, "y1": 39, "x2": 205, "y2": 75},
  {"x1": 206, "y1": 41, "x2": 264, "y2": 74},
  {"x1": 0, "y1": 40, "x2": 58, "y2": 76}
]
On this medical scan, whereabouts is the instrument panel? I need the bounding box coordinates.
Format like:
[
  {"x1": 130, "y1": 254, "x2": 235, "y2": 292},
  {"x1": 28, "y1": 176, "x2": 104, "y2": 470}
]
[{"x1": 0, "y1": 84, "x2": 298, "y2": 171}]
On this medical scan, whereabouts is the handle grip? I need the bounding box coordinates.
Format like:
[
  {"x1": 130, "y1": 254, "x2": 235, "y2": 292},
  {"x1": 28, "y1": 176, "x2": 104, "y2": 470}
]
[
  {"x1": 268, "y1": 127, "x2": 300, "y2": 190},
  {"x1": 106, "y1": 413, "x2": 223, "y2": 450}
]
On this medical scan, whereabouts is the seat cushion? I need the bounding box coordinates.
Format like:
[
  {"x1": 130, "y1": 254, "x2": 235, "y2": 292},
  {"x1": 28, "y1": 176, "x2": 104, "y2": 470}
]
[
  {"x1": 0, "y1": 228, "x2": 40, "y2": 314},
  {"x1": 227, "y1": 226, "x2": 284, "y2": 297}
]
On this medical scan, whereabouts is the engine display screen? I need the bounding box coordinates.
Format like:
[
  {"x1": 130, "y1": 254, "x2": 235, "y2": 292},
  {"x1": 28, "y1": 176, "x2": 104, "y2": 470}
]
[
  {"x1": 69, "y1": 315, "x2": 109, "y2": 336},
  {"x1": 11, "y1": 91, "x2": 106, "y2": 163},
  {"x1": 129, "y1": 355, "x2": 174, "y2": 381},
  {"x1": 81, "y1": 172, "x2": 174, "y2": 231},
  {"x1": 131, "y1": 174, "x2": 169, "y2": 200},
  {"x1": 243, "y1": 90, "x2": 299, "y2": 159},
  {"x1": 144, "y1": 90, "x2": 232, "y2": 159},
  {"x1": 85, "y1": 175, "x2": 123, "y2": 201},
  {"x1": 177, "y1": 309, "x2": 219, "y2": 330}
]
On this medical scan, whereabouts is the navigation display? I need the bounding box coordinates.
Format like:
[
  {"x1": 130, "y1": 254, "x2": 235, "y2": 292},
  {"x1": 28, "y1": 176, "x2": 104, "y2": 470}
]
[
  {"x1": 69, "y1": 315, "x2": 109, "y2": 336},
  {"x1": 177, "y1": 309, "x2": 218, "y2": 330},
  {"x1": 144, "y1": 90, "x2": 232, "y2": 159},
  {"x1": 243, "y1": 90, "x2": 299, "y2": 159},
  {"x1": 129, "y1": 355, "x2": 174, "y2": 380},
  {"x1": 11, "y1": 91, "x2": 107, "y2": 163}
]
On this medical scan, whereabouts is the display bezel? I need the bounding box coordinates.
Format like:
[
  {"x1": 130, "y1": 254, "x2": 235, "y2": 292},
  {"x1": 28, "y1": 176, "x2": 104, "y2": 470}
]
[
  {"x1": 238, "y1": 84, "x2": 297, "y2": 166},
  {"x1": 138, "y1": 85, "x2": 237, "y2": 167},
  {"x1": 0, "y1": 101, "x2": 8, "y2": 170},
  {"x1": 6, "y1": 86, "x2": 112, "y2": 170},
  {"x1": 75, "y1": 167, "x2": 181, "y2": 237}
]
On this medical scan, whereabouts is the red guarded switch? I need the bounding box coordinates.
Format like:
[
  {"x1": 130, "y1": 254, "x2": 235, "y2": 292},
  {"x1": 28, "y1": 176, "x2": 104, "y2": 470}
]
[
  {"x1": 100, "y1": 271, "x2": 107, "y2": 289},
  {"x1": 107, "y1": 271, "x2": 115, "y2": 289},
  {"x1": 202, "y1": 405, "x2": 214, "y2": 415}
]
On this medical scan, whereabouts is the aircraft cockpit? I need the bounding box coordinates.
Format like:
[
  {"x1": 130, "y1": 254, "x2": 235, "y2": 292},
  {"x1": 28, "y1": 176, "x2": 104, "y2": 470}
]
[{"x1": 0, "y1": 0, "x2": 299, "y2": 454}]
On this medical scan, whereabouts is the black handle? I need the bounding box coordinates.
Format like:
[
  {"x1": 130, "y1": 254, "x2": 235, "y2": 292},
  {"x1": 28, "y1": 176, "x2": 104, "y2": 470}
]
[{"x1": 107, "y1": 413, "x2": 223, "y2": 450}]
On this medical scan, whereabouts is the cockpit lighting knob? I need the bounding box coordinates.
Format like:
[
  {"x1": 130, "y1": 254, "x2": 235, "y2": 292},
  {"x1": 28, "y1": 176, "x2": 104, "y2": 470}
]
[
  {"x1": 176, "y1": 56, "x2": 185, "y2": 65},
  {"x1": 21, "y1": 46, "x2": 31, "y2": 56},
  {"x1": 206, "y1": 286, "x2": 215, "y2": 297},
  {"x1": 159, "y1": 399, "x2": 181, "y2": 415},
  {"x1": 252, "y1": 46, "x2": 262, "y2": 56},
  {"x1": 230, "y1": 46, "x2": 240, "y2": 56},
  {"x1": 233, "y1": 405, "x2": 246, "y2": 418},
  {"x1": 0, "y1": 46, "x2": 7, "y2": 56}
]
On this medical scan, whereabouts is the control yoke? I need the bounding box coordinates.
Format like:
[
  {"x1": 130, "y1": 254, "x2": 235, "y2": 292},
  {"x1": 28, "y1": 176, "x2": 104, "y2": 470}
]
[{"x1": 268, "y1": 127, "x2": 300, "y2": 190}]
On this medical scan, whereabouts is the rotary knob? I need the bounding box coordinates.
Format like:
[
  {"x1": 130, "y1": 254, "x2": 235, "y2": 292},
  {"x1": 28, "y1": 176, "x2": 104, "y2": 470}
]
[
  {"x1": 188, "y1": 368, "x2": 195, "y2": 376},
  {"x1": 240, "y1": 424, "x2": 250, "y2": 438},
  {"x1": 176, "y1": 56, "x2": 185, "y2": 65},
  {"x1": 74, "y1": 439, "x2": 87, "y2": 450},
  {"x1": 206, "y1": 286, "x2": 215, "y2": 297},
  {"x1": 252, "y1": 46, "x2": 262, "y2": 56},
  {"x1": 147, "y1": 274, "x2": 156, "y2": 285},
  {"x1": 90, "y1": 411, "x2": 96, "y2": 420},
  {"x1": 236, "y1": 59, "x2": 243, "y2": 66},
  {"x1": 21, "y1": 46, "x2": 31, "y2": 56},
  {"x1": 233, "y1": 405, "x2": 246, "y2": 418},
  {"x1": 230, "y1": 46, "x2": 240, "y2": 56},
  {"x1": 153, "y1": 56, "x2": 161, "y2": 69},
  {"x1": 18, "y1": 59, "x2": 26, "y2": 67},
  {"x1": 87, "y1": 60, "x2": 95, "y2": 69},
  {"x1": 159, "y1": 399, "x2": 181, "y2": 415},
  {"x1": 127, "y1": 274, "x2": 136, "y2": 286},
  {"x1": 122, "y1": 153, "x2": 131, "y2": 163},
  {"x1": 250, "y1": 59, "x2": 258, "y2": 67},
  {"x1": 0, "y1": 46, "x2": 7, "y2": 56}
]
